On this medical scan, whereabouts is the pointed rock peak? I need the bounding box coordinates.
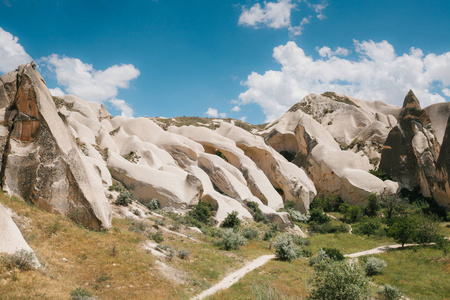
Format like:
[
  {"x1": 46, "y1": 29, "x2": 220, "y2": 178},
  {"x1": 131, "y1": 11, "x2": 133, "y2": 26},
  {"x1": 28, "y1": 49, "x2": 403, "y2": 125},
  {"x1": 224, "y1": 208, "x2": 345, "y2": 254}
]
[{"x1": 402, "y1": 90, "x2": 421, "y2": 109}]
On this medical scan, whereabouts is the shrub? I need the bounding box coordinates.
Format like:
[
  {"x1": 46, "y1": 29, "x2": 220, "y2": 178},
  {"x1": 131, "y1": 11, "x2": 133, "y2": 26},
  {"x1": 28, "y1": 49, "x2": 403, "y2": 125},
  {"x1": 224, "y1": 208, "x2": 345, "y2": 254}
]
[
  {"x1": 128, "y1": 221, "x2": 148, "y2": 233},
  {"x1": 413, "y1": 213, "x2": 441, "y2": 245},
  {"x1": 242, "y1": 227, "x2": 259, "y2": 240},
  {"x1": 284, "y1": 200, "x2": 295, "y2": 210},
  {"x1": 177, "y1": 250, "x2": 190, "y2": 260},
  {"x1": 364, "y1": 193, "x2": 381, "y2": 217},
  {"x1": 149, "y1": 231, "x2": 164, "y2": 243},
  {"x1": 311, "y1": 195, "x2": 343, "y2": 212},
  {"x1": 115, "y1": 190, "x2": 133, "y2": 206},
  {"x1": 309, "y1": 249, "x2": 329, "y2": 267},
  {"x1": 363, "y1": 256, "x2": 387, "y2": 276},
  {"x1": 148, "y1": 198, "x2": 160, "y2": 210},
  {"x1": 273, "y1": 234, "x2": 302, "y2": 261},
  {"x1": 321, "y1": 247, "x2": 344, "y2": 261},
  {"x1": 376, "y1": 284, "x2": 402, "y2": 300},
  {"x1": 340, "y1": 204, "x2": 362, "y2": 223},
  {"x1": 221, "y1": 211, "x2": 241, "y2": 228},
  {"x1": 70, "y1": 287, "x2": 92, "y2": 300},
  {"x1": 309, "y1": 260, "x2": 371, "y2": 300},
  {"x1": 217, "y1": 229, "x2": 247, "y2": 250},
  {"x1": 246, "y1": 201, "x2": 268, "y2": 223},
  {"x1": 380, "y1": 195, "x2": 406, "y2": 221},
  {"x1": 289, "y1": 210, "x2": 310, "y2": 222},
  {"x1": 308, "y1": 209, "x2": 330, "y2": 224},
  {"x1": 354, "y1": 216, "x2": 381, "y2": 236},
  {"x1": 309, "y1": 222, "x2": 348, "y2": 234},
  {"x1": 263, "y1": 222, "x2": 280, "y2": 241},
  {"x1": 1, "y1": 250, "x2": 35, "y2": 271},
  {"x1": 189, "y1": 201, "x2": 214, "y2": 224},
  {"x1": 369, "y1": 168, "x2": 390, "y2": 181},
  {"x1": 287, "y1": 234, "x2": 308, "y2": 246}
]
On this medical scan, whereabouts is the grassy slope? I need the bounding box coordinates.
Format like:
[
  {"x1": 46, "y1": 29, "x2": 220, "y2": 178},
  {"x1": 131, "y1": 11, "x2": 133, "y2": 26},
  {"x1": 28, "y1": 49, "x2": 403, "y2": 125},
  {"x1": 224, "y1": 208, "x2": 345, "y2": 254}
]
[{"x1": 1, "y1": 193, "x2": 449, "y2": 299}]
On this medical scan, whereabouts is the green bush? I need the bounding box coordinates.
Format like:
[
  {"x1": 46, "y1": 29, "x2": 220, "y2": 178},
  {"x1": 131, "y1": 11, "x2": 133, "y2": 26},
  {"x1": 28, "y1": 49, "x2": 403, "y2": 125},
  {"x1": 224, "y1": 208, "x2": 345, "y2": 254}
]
[
  {"x1": 221, "y1": 211, "x2": 241, "y2": 228},
  {"x1": 115, "y1": 190, "x2": 133, "y2": 206},
  {"x1": 354, "y1": 216, "x2": 382, "y2": 236},
  {"x1": 1, "y1": 250, "x2": 35, "y2": 271},
  {"x1": 369, "y1": 168, "x2": 390, "y2": 180},
  {"x1": 70, "y1": 287, "x2": 92, "y2": 300},
  {"x1": 246, "y1": 201, "x2": 268, "y2": 223},
  {"x1": 217, "y1": 228, "x2": 247, "y2": 250},
  {"x1": 273, "y1": 234, "x2": 302, "y2": 261},
  {"x1": 283, "y1": 200, "x2": 295, "y2": 210},
  {"x1": 262, "y1": 222, "x2": 279, "y2": 241},
  {"x1": 309, "y1": 249, "x2": 329, "y2": 267},
  {"x1": 363, "y1": 256, "x2": 387, "y2": 276},
  {"x1": 189, "y1": 201, "x2": 214, "y2": 224},
  {"x1": 177, "y1": 249, "x2": 190, "y2": 260},
  {"x1": 309, "y1": 222, "x2": 348, "y2": 234},
  {"x1": 148, "y1": 231, "x2": 164, "y2": 243},
  {"x1": 310, "y1": 195, "x2": 343, "y2": 212},
  {"x1": 148, "y1": 198, "x2": 160, "y2": 210},
  {"x1": 339, "y1": 203, "x2": 362, "y2": 223},
  {"x1": 376, "y1": 284, "x2": 402, "y2": 300},
  {"x1": 310, "y1": 260, "x2": 371, "y2": 300},
  {"x1": 242, "y1": 227, "x2": 259, "y2": 240},
  {"x1": 364, "y1": 193, "x2": 381, "y2": 217},
  {"x1": 308, "y1": 209, "x2": 330, "y2": 224},
  {"x1": 321, "y1": 247, "x2": 344, "y2": 261}
]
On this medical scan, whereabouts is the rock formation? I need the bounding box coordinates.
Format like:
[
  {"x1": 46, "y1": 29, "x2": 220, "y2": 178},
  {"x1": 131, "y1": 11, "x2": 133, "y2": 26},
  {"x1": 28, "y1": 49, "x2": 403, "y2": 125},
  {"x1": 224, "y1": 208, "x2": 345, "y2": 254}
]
[
  {"x1": 0, "y1": 64, "x2": 111, "y2": 230},
  {"x1": 434, "y1": 116, "x2": 450, "y2": 209},
  {"x1": 0, "y1": 203, "x2": 40, "y2": 267},
  {"x1": 380, "y1": 90, "x2": 440, "y2": 198}
]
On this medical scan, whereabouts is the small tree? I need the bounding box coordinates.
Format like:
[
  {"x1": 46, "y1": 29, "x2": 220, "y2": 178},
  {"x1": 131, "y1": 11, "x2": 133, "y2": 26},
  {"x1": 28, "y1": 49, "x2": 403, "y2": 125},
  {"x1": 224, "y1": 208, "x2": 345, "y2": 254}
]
[
  {"x1": 190, "y1": 201, "x2": 214, "y2": 224},
  {"x1": 388, "y1": 216, "x2": 417, "y2": 247},
  {"x1": 221, "y1": 211, "x2": 241, "y2": 228},
  {"x1": 380, "y1": 195, "x2": 405, "y2": 221},
  {"x1": 308, "y1": 209, "x2": 330, "y2": 224},
  {"x1": 413, "y1": 213, "x2": 441, "y2": 245},
  {"x1": 309, "y1": 260, "x2": 371, "y2": 300}
]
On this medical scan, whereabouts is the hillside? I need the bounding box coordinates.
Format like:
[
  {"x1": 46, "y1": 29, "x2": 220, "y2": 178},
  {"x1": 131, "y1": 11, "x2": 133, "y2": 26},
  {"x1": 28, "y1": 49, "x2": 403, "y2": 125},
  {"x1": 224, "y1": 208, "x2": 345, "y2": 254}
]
[{"x1": 0, "y1": 63, "x2": 449, "y2": 299}]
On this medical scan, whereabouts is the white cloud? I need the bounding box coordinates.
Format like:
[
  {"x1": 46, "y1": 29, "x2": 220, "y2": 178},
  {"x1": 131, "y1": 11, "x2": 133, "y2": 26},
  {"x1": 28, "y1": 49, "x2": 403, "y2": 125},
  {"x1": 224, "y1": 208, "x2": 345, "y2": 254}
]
[
  {"x1": 443, "y1": 88, "x2": 450, "y2": 97},
  {"x1": 239, "y1": 40, "x2": 450, "y2": 122},
  {"x1": 231, "y1": 105, "x2": 241, "y2": 112},
  {"x1": 110, "y1": 99, "x2": 133, "y2": 117},
  {"x1": 317, "y1": 46, "x2": 350, "y2": 58},
  {"x1": 238, "y1": 0, "x2": 294, "y2": 29},
  {"x1": 0, "y1": 27, "x2": 32, "y2": 73},
  {"x1": 240, "y1": 116, "x2": 247, "y2": 122},
  {"x1": 205, "y1": 107, "x2": 226, "y2": 118},
  {"x1": 49, "y1": 87, "x2": 65, "y2": 96},
  {"x1": 289, "y1": 16, "x2": 311, "y2": 36},
  {"x1": 42, "y1": 54, "x2": 140, "y2": 104},
  {"x1": 306, "y1": 0, "x2": 328, "y2": 20}
]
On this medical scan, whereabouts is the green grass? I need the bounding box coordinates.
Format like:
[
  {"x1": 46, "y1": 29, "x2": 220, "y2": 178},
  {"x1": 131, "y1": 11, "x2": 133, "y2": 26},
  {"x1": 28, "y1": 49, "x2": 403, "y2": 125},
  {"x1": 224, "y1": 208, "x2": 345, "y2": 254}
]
[
  {"x1": 305, "y1": 233, "x2": 394, "y2": 254},
  {"x1": 371, "y1": 246, "x2": 450, "y2": 300},
  {"x1": 206, "y1": 258, "x2": 314, "y2": 300}
]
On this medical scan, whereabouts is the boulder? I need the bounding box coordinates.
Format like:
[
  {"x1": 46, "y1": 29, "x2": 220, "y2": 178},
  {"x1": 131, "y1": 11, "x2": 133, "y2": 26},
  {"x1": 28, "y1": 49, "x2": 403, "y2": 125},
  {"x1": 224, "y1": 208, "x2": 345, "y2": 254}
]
[{"x1": 0, "y1": 203, "x2": 40, "y2": 267}]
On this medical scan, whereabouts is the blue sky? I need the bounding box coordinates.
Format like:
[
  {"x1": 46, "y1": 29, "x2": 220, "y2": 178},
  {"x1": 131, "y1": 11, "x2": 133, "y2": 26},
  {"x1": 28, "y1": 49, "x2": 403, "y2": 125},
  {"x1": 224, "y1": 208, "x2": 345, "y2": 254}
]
[{"x1": 1, "y1": 0, "x2": 450, "y2": 124}]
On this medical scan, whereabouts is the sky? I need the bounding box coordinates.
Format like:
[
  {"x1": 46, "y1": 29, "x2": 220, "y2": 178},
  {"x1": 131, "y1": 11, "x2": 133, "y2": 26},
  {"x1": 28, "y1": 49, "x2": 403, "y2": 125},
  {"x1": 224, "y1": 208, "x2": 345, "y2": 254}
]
[{"x1": 1, "y1": 0, "x2": 450, "y2": 124}]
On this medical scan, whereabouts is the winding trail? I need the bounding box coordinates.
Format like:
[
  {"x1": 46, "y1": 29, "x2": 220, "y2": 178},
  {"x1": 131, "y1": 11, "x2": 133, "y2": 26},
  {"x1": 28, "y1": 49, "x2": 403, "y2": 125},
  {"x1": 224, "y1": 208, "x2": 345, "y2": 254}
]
[
  {"x1": 191, "y1": 254, "x2": 276, "y2": 300},
  {"x1": 191, "y1": 241, "x2": 446, "y2": 299}
]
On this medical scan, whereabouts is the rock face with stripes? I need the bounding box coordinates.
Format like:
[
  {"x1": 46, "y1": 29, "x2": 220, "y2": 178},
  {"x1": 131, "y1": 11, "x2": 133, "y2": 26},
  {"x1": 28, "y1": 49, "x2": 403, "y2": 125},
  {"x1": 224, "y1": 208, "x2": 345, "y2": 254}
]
[
  {"x1": 0, "y1": 64, "x2": 111, "y2": 230},
  {"x1": 380, "y1": 90, "x2": 440, "y2": 198}
]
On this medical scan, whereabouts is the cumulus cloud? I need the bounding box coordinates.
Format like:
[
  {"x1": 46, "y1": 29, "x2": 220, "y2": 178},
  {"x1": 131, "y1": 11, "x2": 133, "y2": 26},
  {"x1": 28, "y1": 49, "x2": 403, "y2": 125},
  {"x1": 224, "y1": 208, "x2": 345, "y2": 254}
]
[
  {"x1": 238, "y1": 0, "x2": 294, "y2": 29},
  {"x1": 317, "y1": 46, "x2": 350, "y2": 58},
  {"x1": 0, "y1": 27, "x2": 32, "y2": 73},
  {"x1": 42, "y1": 54, "x2": 140, "y2": 103},
  {"x1": 110, "y1": 99, "x2": 133, "y2": 117},
  {"x1": 49, "y1": 87, "x2": 65, "y2": 97},
  {"x1": 205, "y1": 107, "x2": 227, "y2": 118},
  {"x1": 239, "y1": 40, "x2": 450, "y2": 122},
  {"x1": 231, "y1": 105, "x2": 241, "y2": 112},
  {"x1": 238, "y1": 0, "x2": 328, "y2": 35}
]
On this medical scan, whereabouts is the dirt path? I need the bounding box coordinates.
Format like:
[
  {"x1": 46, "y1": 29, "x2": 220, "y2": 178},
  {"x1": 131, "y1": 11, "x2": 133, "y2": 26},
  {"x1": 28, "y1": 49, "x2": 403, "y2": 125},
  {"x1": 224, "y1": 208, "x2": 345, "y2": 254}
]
[
  {"x1": 344, "y1": 243, "x2": 420, "y2": 258},
  {"x1": 191, "y1": 254, "x2": 276, "y2": 300}
]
